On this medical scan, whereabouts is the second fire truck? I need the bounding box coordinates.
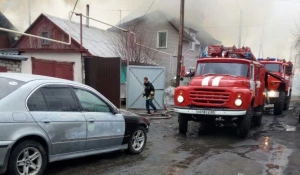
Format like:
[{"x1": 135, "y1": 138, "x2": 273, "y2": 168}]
[
  {"x1": 258, "y1": 58, "x2": 293, "y2": 115},
  {"x1": 174, "y1": 45, "x2": 269, "y2": 137}
]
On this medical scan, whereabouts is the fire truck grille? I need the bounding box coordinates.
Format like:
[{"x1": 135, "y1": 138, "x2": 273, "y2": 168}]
[{"x1": 189, "y1": 89, "x2": 230, "y2": 106}]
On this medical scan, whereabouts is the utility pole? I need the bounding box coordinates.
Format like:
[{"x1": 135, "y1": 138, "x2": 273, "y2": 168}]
[
  {"x1": 119, "y1": 10, "x2": 122, "y2": 26},
  {"x1": 258, "y1": 25, "x2": 265, "y2": 58},
  {"x1": 176, "y1": 0, "x2": 185, "y2": 87},
  {"x1": 28, "y1": 0, "x2": 32, "y2": 26},
  {"x1": 290, "y1": 45, "x2": 293, "y2": 59},
  {"x1": 238, "y1": 10, "x2": 242, "y2": 48}
]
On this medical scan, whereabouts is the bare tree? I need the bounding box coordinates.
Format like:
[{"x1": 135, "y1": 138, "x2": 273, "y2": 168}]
[
  {"x1": 109, "y1": 25, "x2": 157, "y2": 65},
  {"x1": 293, "y1": 23, "x2": 300, "y2": 72}
]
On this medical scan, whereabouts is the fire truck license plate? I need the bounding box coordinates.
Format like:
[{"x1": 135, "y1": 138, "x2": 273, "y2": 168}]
[{"x1": 196, "y1": 110, "x2": 215, "y2": 115}]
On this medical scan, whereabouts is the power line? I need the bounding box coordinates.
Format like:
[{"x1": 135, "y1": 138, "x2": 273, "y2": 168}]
[
  {"x1": 70, "y1": 0, "x2": 79, "y2": 19},
  {"x1": 141, "y1": 0, "x2": 156, "y2": 20}
]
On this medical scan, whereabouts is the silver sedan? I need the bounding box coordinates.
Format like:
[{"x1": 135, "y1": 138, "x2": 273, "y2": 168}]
[{"x1": 0, "y1": 73, "x2": 150, "y2": 175}]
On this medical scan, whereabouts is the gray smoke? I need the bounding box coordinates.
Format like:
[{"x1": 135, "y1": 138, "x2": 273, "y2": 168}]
[{"x1": 1, "y1": 0, "x2": 300, "y2": 59}]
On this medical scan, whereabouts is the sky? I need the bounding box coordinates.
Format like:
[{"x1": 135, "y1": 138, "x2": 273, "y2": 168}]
[{"x1": 1, "y1": 0, "x2": 300, "y2": 60}]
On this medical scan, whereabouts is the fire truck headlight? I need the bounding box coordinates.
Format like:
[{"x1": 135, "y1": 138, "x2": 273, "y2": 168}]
[
  {"x1": 267, "y1": 91, "x2": 279, "y2": 97},
  {"x1": 177, "y1": 95, "x2": 184, "y2": 103},
  {"x1": 235, "y1": 99, "x2": 242, "y2": 107}
]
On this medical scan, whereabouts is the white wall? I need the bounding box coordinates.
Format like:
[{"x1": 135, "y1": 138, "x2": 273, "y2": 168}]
[
  {"x1": 292, "y1": 73, "x2": 300, "y2": 97},
  {"x1": 21, "y1": 52, "x2": 83, "y2": 83}
]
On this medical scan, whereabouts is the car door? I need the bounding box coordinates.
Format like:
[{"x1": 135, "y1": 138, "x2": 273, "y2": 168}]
[
  {"x1": 27, "y1": 85, "x2": 87, "y2": 155},
  {"x1": 72, "y1": 87, "x2": 125, "y2": 150}
]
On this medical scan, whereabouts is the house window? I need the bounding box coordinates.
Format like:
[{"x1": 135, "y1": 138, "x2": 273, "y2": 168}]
[
  {"x1": 42, "y1": 32, "x2": 50, "y2": 45},
  {"x1": 157, "y1": 31, "x2": 167, "y2": 48},
  {"x1": 189, "y1": 42, "x2": 195, "y2": 51}
]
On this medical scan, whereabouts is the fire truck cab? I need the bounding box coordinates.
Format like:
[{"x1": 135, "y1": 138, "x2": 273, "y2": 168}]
[
  {"x1": 258, "y1": 58, "x2": 293, "y2": 115},
  {"x1": 174, "y1": 45, "x2": 266, "y2": 137}
]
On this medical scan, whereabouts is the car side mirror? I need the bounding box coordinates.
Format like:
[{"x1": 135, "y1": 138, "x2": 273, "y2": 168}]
[{"x1": 112, "y1": 108, "x2": 119, "y2": 114}]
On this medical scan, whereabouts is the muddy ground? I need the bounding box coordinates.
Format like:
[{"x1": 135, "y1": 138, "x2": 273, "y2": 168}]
[{"x1": 46, "y1": 107, "x2": 300, "y2": 175}]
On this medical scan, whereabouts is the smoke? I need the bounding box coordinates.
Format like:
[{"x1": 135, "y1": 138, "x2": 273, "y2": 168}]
[
  {"x1": 0, "y1": 0, "x2": 143, "y2": 31},
  {"x1": 137, "y1": 0, "x2": 300, "y2": 60},
  {"x1": 1, "y1": 0, "x2": 300, "y2": 59}
]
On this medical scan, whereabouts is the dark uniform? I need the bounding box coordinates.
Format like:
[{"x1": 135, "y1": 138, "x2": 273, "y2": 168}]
[{"x1": 143, "y1": 81, "x2": 157, "y2": 114}]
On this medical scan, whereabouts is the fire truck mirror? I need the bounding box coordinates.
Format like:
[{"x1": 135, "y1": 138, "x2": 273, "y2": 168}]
[{"x1": 285, "y1": 66, "x2": 293, "y2": 75}]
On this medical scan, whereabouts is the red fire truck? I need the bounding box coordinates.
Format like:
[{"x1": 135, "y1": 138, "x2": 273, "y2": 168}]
[
  {"x1": 174, "y1": 45, "x2": 267, "y2": 137},
  {"x1": 258, "y1": 58, "x2": 293, "y2": 115}
]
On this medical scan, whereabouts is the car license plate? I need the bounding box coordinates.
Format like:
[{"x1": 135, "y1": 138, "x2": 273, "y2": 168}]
[{"x1": 196, "y1": 110, "x2": 215, "y2": 115}]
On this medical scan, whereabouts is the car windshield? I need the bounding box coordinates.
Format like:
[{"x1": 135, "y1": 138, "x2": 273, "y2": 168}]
[
  {"x1": 195, "y1": 62, "x2": 249, "y2": 77},
  {"x1": 264, "y1": 64, "x2": 280, "y2": 72},
  {"x1": 0, "y1": 77, "x2": 26, "y2": 100}
]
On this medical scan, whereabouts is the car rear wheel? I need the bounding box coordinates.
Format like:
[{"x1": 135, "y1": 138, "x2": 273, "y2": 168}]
[
  {"x1": 8, "y1": 140, "x2": 47, "y2": 175},
  {"x1": 127, "y1": 126, "x2": 147, "y2": 154}
]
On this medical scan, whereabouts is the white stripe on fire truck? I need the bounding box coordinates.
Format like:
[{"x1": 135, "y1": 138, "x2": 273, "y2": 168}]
[
  {"x1": 212, "y1": 76, "x2": 223, "y2": 86},
  {"x1": 202, "y1": 76, "x2": 213, "y2": 86}
]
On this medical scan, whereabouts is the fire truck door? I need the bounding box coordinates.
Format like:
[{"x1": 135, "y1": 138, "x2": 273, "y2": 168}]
[
  {"x1": 250, "y1": 64, "x2": 255, "y2": 92},
  {"x1": 254, "y1": 66, "x2": 261, "y2": 101}
]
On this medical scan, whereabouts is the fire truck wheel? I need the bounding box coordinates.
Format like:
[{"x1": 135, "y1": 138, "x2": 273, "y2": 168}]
[
  {"x1": 283, "y1": 95, "x2": 291, "y2": 111},
  {"x1": 253, "y1": 106, "x2": 263, "y2": 127},
  {"x1": 236, "y1": 106, "x2": 253, "y2": 138},
  {"x1": 274, "y1": 91, "x2": 285, "y2": 115},
  {"x1": 178, "y1": 114, "x2": 189, "y2": 134}
]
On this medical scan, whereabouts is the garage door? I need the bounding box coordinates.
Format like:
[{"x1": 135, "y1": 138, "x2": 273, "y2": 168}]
[
  {"x1": 32, "y1": 58, "x2": 74, "y2": 81},
  {"x1": 0, "y1": 66, "x2": 7, "y2": 72}
]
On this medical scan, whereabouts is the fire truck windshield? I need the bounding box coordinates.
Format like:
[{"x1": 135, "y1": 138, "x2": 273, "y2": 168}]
[
  {"x1": 264, "y1": 64, "x2": 280, "y2": 72},
  {"x1": 195, "y1": 62, "x2": 249, "y2": 77}
]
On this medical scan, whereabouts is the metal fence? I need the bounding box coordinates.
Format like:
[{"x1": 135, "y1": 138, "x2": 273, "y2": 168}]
[{"x1": 85, "y1": 56, "x2": 121, "y2": 108}]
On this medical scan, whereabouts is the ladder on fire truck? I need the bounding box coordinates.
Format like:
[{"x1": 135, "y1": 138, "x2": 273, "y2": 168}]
[{"x1": 205, "y1": 45, "x2": 257, "y2": 61}]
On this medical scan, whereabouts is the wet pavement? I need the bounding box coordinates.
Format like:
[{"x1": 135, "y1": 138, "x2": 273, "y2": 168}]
[{"x1": 46, "y1": 108, "x2": 300, "y2": 175}]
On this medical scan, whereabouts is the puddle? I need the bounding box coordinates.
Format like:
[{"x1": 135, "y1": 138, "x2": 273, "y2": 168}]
[
  {"x1": 240, "y1": 136, "x2": 294, "y2": 175},
  {"x1": 285, "y1": 125, "x2": 296, "y2": 131}
]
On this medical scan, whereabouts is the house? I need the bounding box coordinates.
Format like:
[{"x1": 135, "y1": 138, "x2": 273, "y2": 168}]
[
  {"x1": 12, "y1": 13, "x2": 124, "y2": 83},
  {"x1": 12, "y1": 13, "x2": 157, "y2": 83},
  {"x1": 10, "y1": 13, "x2": 158, "y2": 106},
  {"x1": 0, "y1": 11, "x2": 20, "y2": 48},
  {"x1": 110, "y1": 10, "x2": 221, "y2": 82},
  {"x1": 0, "y1": 12, "x2": 27, "y2": 73}
]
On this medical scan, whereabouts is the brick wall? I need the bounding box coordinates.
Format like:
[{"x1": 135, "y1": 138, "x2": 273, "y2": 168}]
[{"x1": 0, "y1": 59, "x2": 21, "y2": 72}]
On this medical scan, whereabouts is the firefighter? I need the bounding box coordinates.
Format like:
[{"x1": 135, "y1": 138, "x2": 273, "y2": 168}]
[{"x1": 143, "y1": 77, "x2": 157, "y2": 114}]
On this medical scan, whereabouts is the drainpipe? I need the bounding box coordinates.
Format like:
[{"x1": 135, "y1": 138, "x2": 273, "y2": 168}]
[
  {"x1": 76, "y1": 13, "x2": 83, "y2": 48},
  {"x1": 86, "y1": 4, "x2": 90, "y2": 27}
]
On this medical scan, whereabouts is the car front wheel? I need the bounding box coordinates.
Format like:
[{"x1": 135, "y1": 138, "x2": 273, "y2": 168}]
[
  {"x1": 8, "y1": 140, "x2": 47, "y2": 175},
  {"x1": 127, "y1": 126, "x2": 147, "y2": 154}
]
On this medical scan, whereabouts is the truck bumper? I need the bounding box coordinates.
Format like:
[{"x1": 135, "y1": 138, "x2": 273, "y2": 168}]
[
  {"x1": 0, "y1": 141, "x2": 13, "y2": 174},
  {"x1": 174, "y1": 107, "x2": 247, "y2": 116}
]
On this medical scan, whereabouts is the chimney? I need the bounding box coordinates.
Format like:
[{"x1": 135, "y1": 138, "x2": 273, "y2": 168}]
[{"x1": 86, "y1": 4, "x2": 89, "y2": 27}]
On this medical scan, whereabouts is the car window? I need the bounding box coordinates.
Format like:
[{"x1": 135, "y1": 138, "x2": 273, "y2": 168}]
[
  {"x1": 42, "y1": 86, "x2": 78, "y2": 112},
  {"x1": 74, "y1": 88, "x2": 111, "y2": 113},
  {"x1": 0, "y1": 77, "x2": 26, "y2": 100},
  {"x1": 27, "y1": 89, "x2": 48, "y2": 111}
]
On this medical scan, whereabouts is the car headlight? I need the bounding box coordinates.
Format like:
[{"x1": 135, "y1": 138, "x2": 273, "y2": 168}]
[
  {"x1": 235, "y1": 99, "x2": 242, "y2": 106},
  {"x1": 177, "y1": 95, "x2": 184, "y2": 103},
  {"x1": 267, "y1": 91, "x2": 279, "y2": 97}
]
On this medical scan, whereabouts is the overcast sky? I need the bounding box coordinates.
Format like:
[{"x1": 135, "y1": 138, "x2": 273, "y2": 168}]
[{"x1": 1, "y1": 0, "x2": 300, "y2": 60}]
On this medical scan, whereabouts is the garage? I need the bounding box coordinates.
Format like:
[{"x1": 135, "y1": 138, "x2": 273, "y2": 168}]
[
  {"x1": 32, "y1": 58, "x2": 74, "y2": 81},
  {"x1": 0, "y1": 66, "x2": 7, "y2": 72}
]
